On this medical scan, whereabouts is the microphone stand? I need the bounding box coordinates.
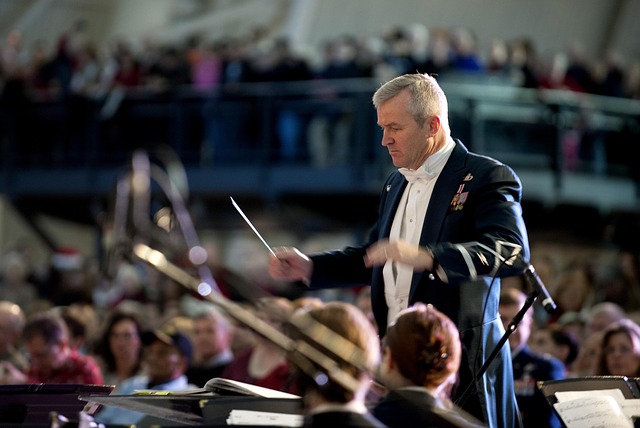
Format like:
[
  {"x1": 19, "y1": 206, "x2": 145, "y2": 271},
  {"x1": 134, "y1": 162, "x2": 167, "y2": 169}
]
[
  {"x1": 481, "y1": 289, "x2": 537, "y2": 381},
  {"x1": 455, "y1": 287, "x2": 540, "y2": 410}
]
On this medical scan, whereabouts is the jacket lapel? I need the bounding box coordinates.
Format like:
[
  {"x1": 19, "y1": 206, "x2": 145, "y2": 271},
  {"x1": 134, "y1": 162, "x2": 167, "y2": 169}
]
[
  {"x1": 421, "y1": 142, "x2": 469, "y2": 244},
  {"x1": 379, "y1": 173, "x2": 407, "y2": 239}
]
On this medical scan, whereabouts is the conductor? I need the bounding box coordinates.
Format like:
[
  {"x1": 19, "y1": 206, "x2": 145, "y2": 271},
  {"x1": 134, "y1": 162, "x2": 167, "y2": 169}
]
[{"x1": 269, "y1": 73, "x2": 529, "y2": 427}]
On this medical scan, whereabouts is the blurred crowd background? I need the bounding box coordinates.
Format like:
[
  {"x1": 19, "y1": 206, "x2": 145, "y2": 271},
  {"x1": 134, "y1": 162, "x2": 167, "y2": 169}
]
[{"x1": 1, "y1": 1, "x2": 640, "y2": 421}]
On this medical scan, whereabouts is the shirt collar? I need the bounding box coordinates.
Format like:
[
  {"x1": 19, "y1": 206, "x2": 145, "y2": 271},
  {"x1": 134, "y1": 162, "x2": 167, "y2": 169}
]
[{"x1": 398, "y1": 137, "x2": 455, "y2": 182}]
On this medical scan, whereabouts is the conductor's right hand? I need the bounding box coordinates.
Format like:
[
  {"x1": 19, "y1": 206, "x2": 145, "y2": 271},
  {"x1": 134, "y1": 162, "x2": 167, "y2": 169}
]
[{"x1": 268, "y1": 247, "x2": 312, "y2": 283}]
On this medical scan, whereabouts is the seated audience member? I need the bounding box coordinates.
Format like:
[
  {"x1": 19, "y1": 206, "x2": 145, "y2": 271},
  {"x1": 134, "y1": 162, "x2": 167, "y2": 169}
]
[
  {"x1": 227, "y1": 302, "x2": 257, "y2": 357},
  {"x1": 0, "y1": 311, "x2": 103, "y2": 384},
  {"x1": 499, "y1": 287, "x2": 564, "y2": 428},
  {"x1": 555, "y1": 311, "x2": 585, "y2": 347},
  {"x1": 584, "y1": 302, "x2": 627, "y2": 337},
  {"x1": 592, "y1": 255, "x2": 640, "y2": 313},
  {"x1": 595, "y1": 318, "x2": 640, "y2": 377},
  {"x1": 221, "y1": 297, "x2": 295, "y2": 393},
  {"x1": 529, "y1": 324, "x2": 579, "y2": 377},
  {"x1": 55, "y1": 304, "x2": 98, "y2": 353},
  {"x1": 572, "y1": 331, "x2": 604, "y2": 377},
  {"x1": 186, "y1": 307, "x2": 234, "y2": 387},
  {"x1": 0, "y1": 301, "x2": 28, "y2": 373},
  {"x1": 95, "y1": 324, "x2": 197, "y2": 425},
  {"x1": 373, "y1": 303, "x2": 485, "y2": 428},
  {"x1": 547, "y1": 266, "x2": 593, "y2": 324},
  {"x1": 92, "y1": 310, "x2": 144, "y2": 387},
  {"x1": 290, "y1": 301, "x2": 386, "y2": 428}
]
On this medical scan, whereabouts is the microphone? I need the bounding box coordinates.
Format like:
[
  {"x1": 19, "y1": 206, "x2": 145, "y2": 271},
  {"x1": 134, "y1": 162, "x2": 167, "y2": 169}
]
[{"x1": 523, "y1": 264, "x2": 557, "y2": 314}]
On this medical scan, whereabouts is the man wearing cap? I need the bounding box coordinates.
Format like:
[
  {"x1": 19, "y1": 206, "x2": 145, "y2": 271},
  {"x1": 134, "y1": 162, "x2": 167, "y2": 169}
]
[{"x1": 95, "y1": 325, "x2": 197, "y2": 425}]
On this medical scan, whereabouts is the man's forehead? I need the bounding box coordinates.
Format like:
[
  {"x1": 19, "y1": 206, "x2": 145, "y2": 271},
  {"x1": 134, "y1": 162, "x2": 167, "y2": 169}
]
[
  {"x1": 377, "y1": 103, "x2": 413, "y2": 124},
  {"x1": 377, "y1": 118, "x2": 404, "y2": 127}
]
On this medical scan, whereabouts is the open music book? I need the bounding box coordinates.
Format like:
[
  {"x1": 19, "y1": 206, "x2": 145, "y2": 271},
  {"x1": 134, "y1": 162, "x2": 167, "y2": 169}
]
[
  {"x1": 131, "y1": 377, "x2": 300, "y2": 400},
  {"x1": 203, "y1": 378, "x2": 300, "y2": 399},
  {"x1": 226, "y1": 409, "x2": 303, "y2": 427}
]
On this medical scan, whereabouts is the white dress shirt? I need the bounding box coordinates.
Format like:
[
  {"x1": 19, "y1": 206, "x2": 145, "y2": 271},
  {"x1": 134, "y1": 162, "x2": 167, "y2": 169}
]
[{"x1": 383, "y1": 137, "x2": 455, "y2": 325}]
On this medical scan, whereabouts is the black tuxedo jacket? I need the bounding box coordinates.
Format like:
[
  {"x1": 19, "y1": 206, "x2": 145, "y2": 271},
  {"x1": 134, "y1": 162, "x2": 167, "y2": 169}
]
[{"x1": 309, "y1": 140, "x2": 529, "y2": 427}]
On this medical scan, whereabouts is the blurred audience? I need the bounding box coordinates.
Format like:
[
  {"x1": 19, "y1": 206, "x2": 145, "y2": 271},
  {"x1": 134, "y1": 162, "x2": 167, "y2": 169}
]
[
  {"x1": 55, "y1": 303, "x2": 99, "y2": 353},
  {"x1": 572, "y1": 331, "x2": 604, "y2": 377},
  {"x1": 129, "y1": 325, "x2": 195, "y2": 392},
  {"x1": 93, "y1": 262, "x2": 150, "y2": 310},
  {"x1": 591, "y1": 254, "x2": 640, "y2": 313},
  {"x1": 227, "y1": 302, "x2": 258, "y2": 358},
  {"x1": 221, "y1": 297, "x2": 296, "y2": 393},
  {"x1": 91, "y1": 310, "x2": 145, "y2": 387},
  {"x1": 595, "y1": 318, "x2": 640, "y2": 377},
  {"x1": 0, "y1": 311, "x2": 103, "y2": 384},
  {"x1": 499, "y1": 287, "x2": 564, "y2": 428},
  {"x1": 555, "y1": 311, "x2": 585, "y2": 348},
  {"x1": 547, "y1": 264, "x2": 593, "y2": 324},
  {"x1": 36, "y1": 247, "x2": 94, "y2": 306},
  {"x1": 185, "y1": 306, "x2": 234, "y2": 387},
  {"x1": 0, "y1": 251, "x2": 38, "y2": 312},
  {"x1": 0, "y1": 300, "x2": 28, "y2": 373},
  {"x1": 583, "y1": 302, "x2": 627, "y2": 338},
  {"x1": 0, "y1": 22, "x2": 638, "y2": 123},
  {"x1": 528, "y1": 324, "x2": 579, "y2": 377},
  {"x1": 95, "y1": 323, "x2": 196, "y2": 426}
]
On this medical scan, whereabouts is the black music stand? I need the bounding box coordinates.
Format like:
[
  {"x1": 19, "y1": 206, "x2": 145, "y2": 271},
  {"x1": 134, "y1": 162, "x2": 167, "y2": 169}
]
[
  {"x1": 81, "y1": 393, "x2": 303, "y2": 427},
  {"x1": 0, "y1": 384, "x2": 114, "y2": 426}
]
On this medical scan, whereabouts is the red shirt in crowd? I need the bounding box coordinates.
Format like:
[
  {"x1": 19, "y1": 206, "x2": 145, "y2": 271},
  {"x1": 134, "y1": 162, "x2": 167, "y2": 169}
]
[{"x1": 27, "y1": 349, "x2": 104, "y2": 385}]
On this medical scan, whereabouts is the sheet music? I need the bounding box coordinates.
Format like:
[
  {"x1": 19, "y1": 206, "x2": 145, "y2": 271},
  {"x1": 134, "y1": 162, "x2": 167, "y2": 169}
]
[
  {"x1": 555, "y1": 389, "x2": 626, "y2": 403},
  {"x1": 621, "y1": 399, "x2": 640, "y2": 418},
  {"x1": 553, "y1": 389, "x2": 633, "y2": 428},
  {"x1": 226, "y1": 409, "x2": 303, "y2": 426}
]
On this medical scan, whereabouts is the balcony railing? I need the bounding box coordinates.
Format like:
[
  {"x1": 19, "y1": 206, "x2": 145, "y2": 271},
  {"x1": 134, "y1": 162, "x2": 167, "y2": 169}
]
[{"x1": 1, "y1": 77, "x2": 639, "y2": 207}]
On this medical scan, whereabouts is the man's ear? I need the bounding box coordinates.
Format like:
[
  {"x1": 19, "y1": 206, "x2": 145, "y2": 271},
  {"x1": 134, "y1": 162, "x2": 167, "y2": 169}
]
[{"x1": 429, "y1": 115, "x2": 442, "y2": 135}]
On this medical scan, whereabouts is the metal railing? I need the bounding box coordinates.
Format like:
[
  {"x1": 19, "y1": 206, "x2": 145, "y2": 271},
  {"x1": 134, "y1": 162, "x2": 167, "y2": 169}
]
[{"x1": 1, "y1": 77, "x2": 639, "y2": 203}]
